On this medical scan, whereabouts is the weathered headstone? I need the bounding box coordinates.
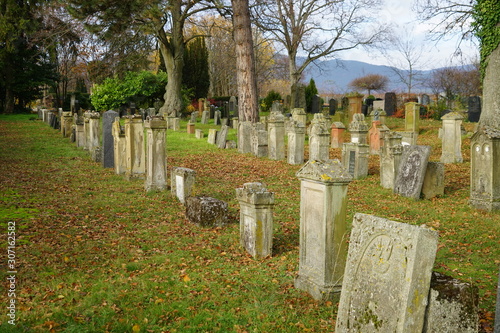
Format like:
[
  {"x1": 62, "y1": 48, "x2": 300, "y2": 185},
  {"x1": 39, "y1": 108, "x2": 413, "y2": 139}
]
[
  {"x1": 216, "y1": 125, "x2": 229, "y2": 149},
  {"x1": 268, "y1": 111, "x2": 286, "y2": 160},
  {"x1": 144, "y1": 117, "x2": 168, "y2": 191},
  {"x1": 185, "y1": 196, "x2": 228, "y2": 227},
  {"x1": 373, "y1": 100, "x2": 384, "y2": 111},
  {"x1": 236, "y1": 182, "x2": 275, "y2": 259},
  {"x1": 347, "y1": 93, "x2": 363, "y2": 122},
  {"x1": 287, "y1": 121, "x2": 305, "y2": 165},
  {"x1": 61, "y1": 112, "x2": 73, "y2": 138},
  {"x1": 336, "y1": 213, "x2": 438, "y2": 333},
  {"x1": 308, "y1": 114, "x2": 330, "y2": 161},
  {"x1": 171, "y1": 167, "x2": 196, "y2": 204},
  {"x1": 423, "y1": 272, "x2": 479, "y2": 333},
  {"x1": 214, "y1": 110, "x2": 221, "y2": 125},
  {"x1": 229, "y1": 96, "x2": 237, "y2": 116},
  {"x1": 348, "y1": 113, "x2": 369, "y2": 144},
  {"x1": 124, "y1": 115, "x2": 146, "y2": 180},
  {"x1": 311, "y1": 94, "x2": 320, "y2": 114},
  {"x1": 421, "y1": 94, "x2": 430, "y2": 106},
  {"x1": 201, "y1": 111, "x2": 209, "y2": 124},
  {"x1": 440, "y1": 112, "x2": 464, "y2": 163},
  {"x1": 88, "y1": 112, "x2": 101, "y2": 161},
  {"x1": 195, "y1": 129, "x2": 203, "y2": 139},
  {"x1": 329, "y1": 98, "x2": 337, "y2": 116},
  {"x1": 380, "y1": 132, "x2": 404, "y2": 190},
  {"x1": 470, "y1": 129, "x2": 500, "y2": 211},
  {"x1": 342, "y1": 142, "x2": 369, "y2": 179},
  {"x1": 187, "y1": 122, "x2": 195, "y2": 134},
  {"x1": 238, "y1": 121, "x2": 252, "y2": 154},
  {"x1": 207, "y1": 129, "x2": 218, "y2": 145},
  {"x1": 112, "y1": 118, "x2": 126, "y2": 175},
  {"x1": 421, "y1": 162, "x2": 445, "y2": 199},
  {"x1": 102, "y1": 110, "x2": 118, "y2": 168},
  {"x1": 394, "y1": 145, "x2": 431, "y2": 200},
  {"x1": 251, "y1": 123, "x2": 268, "y2": 158},
  {"x1": 384, "y1": 92, "x2": 397, "y2": 116},
  {"x1": 468, "y1": 96, "x2": 482, "y2": 123},
  {"x1": 190, "y1": 111, "x2": 199, "y2": 123},
  {"x1": 291, "y1": 108, "x2": 307, "y2": 126},
  {"x1": 330, "y1": 122, "x2": 346, "y2": 149},
  {"x1": 405, "y1": 102, "x2": 420, "y2": 132}
]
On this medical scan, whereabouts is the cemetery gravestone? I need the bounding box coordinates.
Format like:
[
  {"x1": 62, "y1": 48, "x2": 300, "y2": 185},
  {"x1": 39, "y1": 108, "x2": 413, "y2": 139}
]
[
  {"x1": 238, "y1": 121, "x2": 253, "y2": 154},
  {"x1": 195, "y1": 129, "x2": 204, "y2": 139},
  {"x1": 171, "y1": 167, "x2": 196, "y2": 204},
  {"x1": 185, "y1": 196, "x2": 228, "y2": 227},
  {"x1": 311, "y1": 94, "x2": 320, "y2": 114},
  {"x1": 308, "y1": 114, "x2": 330, "y2": 161},
  {"x1": 421, "y1": 94, "x2": 430, "y2": 106},
  {"x1": 88, "y1": 112, "x2": 101, "y2": 161},
  {"x1": 124, "y1": 115, "x2": 146, "y2": 180},
  {"x1": 347, "y1": 93, "x2": 363, "y2": 122},
  {"x1": 380, "y1": 132, "x2": 404, "y2": 190},
  {"x1": 287, "y1": 121, "x2": 305, "y2": 165},
  {"x1": 251, "y1": 123, "x2": 268, "y2": 158},
  {"x1": 421, "y1": 162, "x2": 445, "y2": 199},
  {"x1": 207, "y1": 129, "x2": 218, "y2": 145},
  {"x1": 329, "y1": 98, "x2": 337, "y2": 115},
  {"x1": 330, "y1": 122, "x2": 346, "y2": 149},
  {"x1": 291, "y1": 108, "x2": 307, "y2": 126},
  {"x1": 216, "y1": 125, "x2": 229, "y2": 149},
  {"x1": 102, "y1": 110, "x2": 119, "y2": 168},
  {"x1": 384, "y1": 92, "x2": 397, "y2": 116},
  {"x1": 295, "y1": 160, "x2": 352, "y2": 301},
  {"x1": 468, "y1": 96, "x2": 482, "y2": 123},
  {"x1": 336, "y1": 213, "x2": 438, "y2": 333},
  {"x1": 405, "y1": 102, "x2": 420, "y2": 132},
  {"x1": 440, "y1": 112, "x2": 464, "y2": 163},
  {"x1": 268, "y1": 111, "x2": 286, "y2": 160},
  {"x1": 236, "y1": 182, "x2": 275, "y2": 259},
  {"x1": 112, "y1": 118, "x2": 126, "y2": 175},
  {"x1": 394, "y1": 145, "x2": 431, "y2": 200},
  {"x1": 144, "y1": 117, "x2": 168, "y2": 191},
  {"x1": 187, "y1": 122, "x2": 195, "y2": 134}
]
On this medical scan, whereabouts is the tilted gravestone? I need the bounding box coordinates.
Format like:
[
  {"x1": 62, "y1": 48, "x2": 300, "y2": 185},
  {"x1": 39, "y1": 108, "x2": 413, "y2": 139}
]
[
  {"x1": 216, "y1": 125, "x2": 229, "y2": 149},
  {"x1": 336, "y1": 213, "x2": 438, "y2": 333},
  {"x1": 102, "y1": 110, "x2": 118, "y2": 168},
  {"x1": 394, "y1": 145, "x2": 431, "y2": 200}
]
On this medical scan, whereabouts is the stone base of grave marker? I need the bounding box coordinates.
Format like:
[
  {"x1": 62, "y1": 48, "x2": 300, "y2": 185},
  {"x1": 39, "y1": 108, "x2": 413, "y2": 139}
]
[
  {"x1": 423, "y1": 272, "x2": 479, "y2": 333},
  {"x1": 336, "y1": 213, "x2": 438, "y2": 333},
  {"x1": 185, "y1": 196, "x2": 228, "y2": 227}
]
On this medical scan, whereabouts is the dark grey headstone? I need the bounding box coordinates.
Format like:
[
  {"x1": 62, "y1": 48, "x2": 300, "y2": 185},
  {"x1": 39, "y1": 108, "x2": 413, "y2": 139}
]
[
  {"x1": 185, "y1": 196, "x2": 228, "y2": 227},
  {"x1": 329, "y1": 98, "x2": 337, "y2": 115},
  {"x1": 385, "y1": 92, "x2": 397, "y2": 116},
  {"x1": 394, "y1": 145, "x2": 431, "y2": 200},
  {"x1": 311, "y1": 94, "x2": 320, "y2": 114},
  {"x1": 361, "y1": 104, "x2": 369, "y2": 116},
  {"x1": 102, "y1": 110, "x2": 118, "y2": 168},
  {"x1": 468, "y1": 96, "x2": 482, "y2": 123},
  {"x1": 365, "y1": 97, "x2": 375, "y2": 107}
]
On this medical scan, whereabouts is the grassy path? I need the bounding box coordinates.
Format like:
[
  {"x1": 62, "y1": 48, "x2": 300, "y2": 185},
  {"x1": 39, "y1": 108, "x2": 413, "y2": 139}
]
[{"x1": 0, "y1": 114, "x2": 498, "y2": 332}]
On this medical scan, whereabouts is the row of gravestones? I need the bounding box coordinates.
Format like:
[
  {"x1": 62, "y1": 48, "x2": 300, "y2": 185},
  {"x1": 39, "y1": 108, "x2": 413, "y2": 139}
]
[{"x1": 168, "y1": 156, "x2": 481, "y2": 332}]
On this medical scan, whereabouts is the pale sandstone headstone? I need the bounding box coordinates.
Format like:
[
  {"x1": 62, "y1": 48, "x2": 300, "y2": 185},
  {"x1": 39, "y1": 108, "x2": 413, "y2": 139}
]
[
  {"x1": 421, "y1": 162, "x2": 445, "y2": 199},
  {"x1": 268, "y1": 111, "x2": 286, "y2": 160},
  {"x1": 251, "y1": 123, "x2": 268, "y2": 158},
  {"x1": 342, "y1": 142, "x2": 369, "y2": 179},
  {"x1": 171, "y1": 167, "x2": 196, "y2": 204},
  {"x1": 124, "y1": 115, "x2": 146, "y2": 180},
  {"x1": 112, "y1": 118, "x2": 126, "y2": 175},
  {"x1": 214, "y1": 110, "x2": 221, "y2": 125},
  {"x1": 61, "y1": 112, "x2": 73, "y2": 138},
  {"x1": 88, "y1": 112, "x2": 101, "y2": 162},
  {"x1": 440, "y1": 111, "x2": 464, "y2": 163},
  {"x1": 185, "y1": 196, "x2": 228, "y2": 227},
  {"x1": 336, "y1": 213, "x2": 438, "y2": 333},
  {"x1": 291, "y1": 108, "x2": 307, "y2": 126},
  {"x1": 295, "y1": 159, "x2": 352, "y2": 301},
  {"x1": 309, "y1": 114, "x2": 330, "y2": 161},
  {"x1": 405, "y1": 102, "x2": 420, "y2": 132},
  {"x1": 216, "y1": 125, "x2": 229, "y2": 149},
  {"x1": 195, "y1": 129, "x2": 203, "y2": 139},
  {"x1": 207, "y1": 129, "x2": 218, "y2": 145},
  {"x1": 287, "y1": 121, "x2": 305, "y2": 165},
  {"x1": 347, "y1": 93, "x2": 363, "y2": 123},
  {"x1": 144, "y1": 117, "x2": 168, "y2": 191},
  {"x1": 394, "y1": 145, "x2": 431, "y2": 200},
  {"x1": 236, "y1": 182, "x2": 275, "y2": 259},
  {"x1": 380, "y1": 132, "x2": 404, "y2": 189},
  {"x1": 201, "y1": 110, "x2": 209, "y2": 124},
  {"x1": 238, "y1": 121, "x2": 252, "y2": 154},
  {"x1": 348, "y1": 113, "x2": 368, "y2": 144},
  {"x1": 187, "y1": 122, "x2": 195, "y2": 134}
]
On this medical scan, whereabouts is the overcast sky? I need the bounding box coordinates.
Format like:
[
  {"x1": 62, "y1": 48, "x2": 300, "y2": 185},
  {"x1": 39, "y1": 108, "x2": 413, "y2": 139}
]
[{"x1": 337, "y1": 0, "x2": 479, "y2": 70}]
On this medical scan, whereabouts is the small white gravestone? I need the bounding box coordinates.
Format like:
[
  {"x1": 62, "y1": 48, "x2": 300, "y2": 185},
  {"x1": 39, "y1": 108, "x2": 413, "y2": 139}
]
[
  {"x1": 171, "y1": 167, "x2": 196, "y2": 204},
  {"x1": 336, "y1": 213, "x2": 438, "y2": 333}
]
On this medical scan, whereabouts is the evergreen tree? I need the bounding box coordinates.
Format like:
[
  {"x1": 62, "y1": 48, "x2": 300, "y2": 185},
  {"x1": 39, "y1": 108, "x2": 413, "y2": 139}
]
[
  {"x1": 305, "y1": 78, "x2": 318, "y2": 113},
  {"x1": 182, "y1": 37, "x2": 210, "y2": 99}
]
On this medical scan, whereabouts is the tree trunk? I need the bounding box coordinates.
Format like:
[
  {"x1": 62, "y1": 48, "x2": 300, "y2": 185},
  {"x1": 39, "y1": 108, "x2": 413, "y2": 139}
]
[
  {"x1": 479, "y1": 45, "x2": 500, "y2": 130},
  {"x1": 4, "y1": 88, "x2": 15, "y2": 114},
  {"x1": 231, "y1": 0, "x2": 259, "y2": 123}
]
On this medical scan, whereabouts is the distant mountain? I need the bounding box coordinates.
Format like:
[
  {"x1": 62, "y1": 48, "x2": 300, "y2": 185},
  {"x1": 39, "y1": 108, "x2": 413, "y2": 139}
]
[{"x1": 301, "y1": 58, "x2": 432, "y2": 94}]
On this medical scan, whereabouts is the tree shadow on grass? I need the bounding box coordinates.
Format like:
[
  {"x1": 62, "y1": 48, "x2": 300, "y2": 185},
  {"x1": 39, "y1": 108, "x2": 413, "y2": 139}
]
[{"x1": 272, "y1": 229, "x2": 299, "y2": 256}]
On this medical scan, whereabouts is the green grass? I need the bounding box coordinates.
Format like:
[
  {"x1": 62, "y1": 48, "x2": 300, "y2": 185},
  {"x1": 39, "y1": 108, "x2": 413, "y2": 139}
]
[{"x1": 0, "y1": 114, "x2": 498, "y2": 332}]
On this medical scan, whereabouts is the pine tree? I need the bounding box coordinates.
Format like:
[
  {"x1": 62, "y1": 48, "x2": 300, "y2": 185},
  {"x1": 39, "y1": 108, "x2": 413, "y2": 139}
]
[{"x1": 183, "y1": 37, "x2": 210, "y2": 99}]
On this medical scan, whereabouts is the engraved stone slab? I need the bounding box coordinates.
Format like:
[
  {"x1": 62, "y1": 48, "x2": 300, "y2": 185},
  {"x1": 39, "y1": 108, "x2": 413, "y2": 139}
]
[
  {"x1": 394, "y1": 145, "x2": 431, "y2": 200},
  {"x1": 336, "y1": 213, "x2": 438, "y2": 333}
]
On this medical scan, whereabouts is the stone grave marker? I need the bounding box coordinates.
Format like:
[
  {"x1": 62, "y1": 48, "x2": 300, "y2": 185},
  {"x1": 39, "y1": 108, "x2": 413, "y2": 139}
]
[
  {"x1": 384, "y1": 92, "x2": 397, "y2": 116},
  {"x1": 144, "y1": 117, "x2": 168, "y2": 191},
  {"x1": 187, "y1": 122, "x2": 195, "y2": 134},
  {"x1": 214, "y1": 110, "x2": 221, "y2": 125},
  {"x1": 311, "y1": 94, "x2": 320, "y2": 114},
  {"x1": 201, "y1": 110, "x2": 209, "y2": 124},
  {"x1": 394, "y1": 145, "x2": 431, "y2": 200},
  {"x1": 291, "y1": 108, "x2": 307, "y2": 126},
  {"x1": 405, "y1": 102, "x2": 420, "y2": 132},
  {"x1": 336, "y1": 213, "x2": 438, "y2": 332},
  {"x1": 251, "y1": 123, "x2": 268, "y2": 158},
  {"x1": 423, "y1": 272, "x2": 479, "y2": 333},
  {"x1": 171, "y1": 167, "x2": 196, "y2": 204},
  {"x1": 112, "y1": 118, "x2": 126, "y2": 175},
  {"x1": 329, "y1": 98, "x2": 337, "y2": 115},
  {"x1": 380, "y1": 132, "x2": 403, "y2": 190},
  {"x1": 236, "y1": 182, "x2": 275, "y2": 259},
  {"x1": 440, "y1": 111, "x2": 464, "y2": 163},
  {"x1": 238, "y1": 121, "x2": 252, "y2": 154},
  {"x1": 102, "y1": 110, "x2": 118, "y2": 168},
  {"x1": 421, "y1": 94, "x2": 430, "y2": 106},
  {"x1": 195, "y1": 129, "x2": 204, "y2": 139},
  {"x1": 287, "y1": 121, "x2": 305, "y2": 165},
  {"x1": 185, "y1": 196, "x2": 228, "y2": 227},
  {"x1": 190, "y1": 111, "x2": 198, "y2": 123},
  {"x1": 216, "y1": 125, "x2": 229, "y2": 149},
  {"x1": 207, "y1": 129, "x2": 218, "y2": 145},
  {"x1": 330, "y1": 122, "x2": 346, "y2": 149},
  {"x1": 295, "y1": 159, "x2": 352, "y2": 301},
  {"x1": 421, "y1": 162, "x2": 445, "y2": 199},
  {"x1": 308, "y1": 114, "x2": 330, "y2": 161},
  {"x1": 468, "y1": 96, "x2": 481, "y2": 123},
  {"x1": 124, "y1": 115, "x2": 146, "y2": 180},
  {"x1": 268, "y1": 111, "x2": 286, "y2": 160}
]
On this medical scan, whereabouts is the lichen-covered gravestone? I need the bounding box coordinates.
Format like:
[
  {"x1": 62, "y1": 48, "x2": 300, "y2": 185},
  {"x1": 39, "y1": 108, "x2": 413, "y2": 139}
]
[
  {"x1": 336, "y1": 213, "x2": 438, "y2": 332},
  {"x1": 394, "y1": 145, "x2": 431, "y2": 200},
  {"x1": 185, "y1": 196, "x2": 228, "y2": 227}
]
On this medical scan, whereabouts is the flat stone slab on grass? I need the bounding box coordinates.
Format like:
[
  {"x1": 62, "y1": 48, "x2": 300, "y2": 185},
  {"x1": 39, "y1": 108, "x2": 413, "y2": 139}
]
[
  {"x1": 185, "y1": 196, "x2": 228, "y2": 227},
  {"x1": 336, "y1": 213, "x2": 438, "y2": 333},
  {"x1": 394, "y1": 145, "x2": 431, "y2": 200}
]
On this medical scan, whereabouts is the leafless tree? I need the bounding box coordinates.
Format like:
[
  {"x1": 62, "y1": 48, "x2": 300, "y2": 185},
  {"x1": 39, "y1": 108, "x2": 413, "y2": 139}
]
[
  {"x1": 348, "y1": 74, "x2": 389, "y2": 95},
  {"x1": 253, "y1": 0, "x2": 388, "y2": 108}
]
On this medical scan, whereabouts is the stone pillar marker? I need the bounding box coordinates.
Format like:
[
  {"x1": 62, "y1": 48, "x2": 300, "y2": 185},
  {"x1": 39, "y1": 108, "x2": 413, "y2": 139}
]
[
  {"x1": 291, "y1": 108, "x2": 307, "y2": 126},
  {"x1": 88, "y1": 112, "x2": 101, "y2": 161},
  {"x1": 238, "y1": 121, "x2": 252, "y2": 154},
  {"x1": 308, "y1": 114, "x2": 330, "y2": 161},
  {"x1": 440, "y1": 111, "x2": 464, "y2": 163},
  {"x1": 268, "y1": 111, "x2": 286, "y2": 160},
  {"x1": 251, "y1": 123, "x2": 268, "y2": 158},
  {"x1": 124, "y1": 115, "x2": 146, "y2": 180},
  {"x1": 144, "y1": 116, "x2": 168, "y2": 191},
  {"x1": 380, "y1": 132, "x2": 404, "y2": 189},
  {"x1": 112, "y1": 118, "x2": 126, "y2": 175},
  {"x1": 288, "y1": 120, "x2": 305, "y2": 165},
  {"x1": 236, "y1": 182, "x2": 275, "y2": 259},
  {"x1": 336, "y1": 213, "x2": 438, "y2": 332},
  {"x1": 61, "y1": 112, "x2": 73, "y2": 138},
  {"x1": 102, "y1": 110, "x2": 118, "y2": 168},
  {"x1": 347, "y1": 92, "x2": 363, "y2": 122},
  {"x1": 295, "y1": 159, "x2": 353, "y2": 301},
  {"x1": 405, "y1": 102, "x2": 420, "y2": 132},
  {"x1": 330, "y1": 122, "x2": 346, "y2": 149}
]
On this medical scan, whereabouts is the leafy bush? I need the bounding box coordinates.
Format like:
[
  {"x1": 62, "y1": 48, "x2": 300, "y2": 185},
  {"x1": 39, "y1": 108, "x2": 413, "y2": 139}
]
[
  {"x1": 91, "y1": 71, "x2": 168, "y2": 111},
  {"x1": 261, "y1": 90, "x2": 282, "y2": 112}
]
